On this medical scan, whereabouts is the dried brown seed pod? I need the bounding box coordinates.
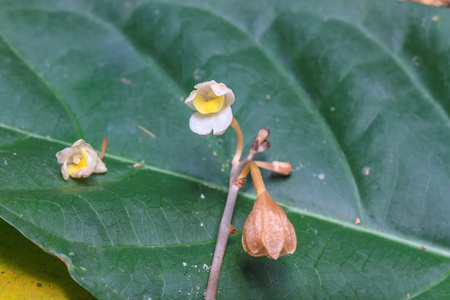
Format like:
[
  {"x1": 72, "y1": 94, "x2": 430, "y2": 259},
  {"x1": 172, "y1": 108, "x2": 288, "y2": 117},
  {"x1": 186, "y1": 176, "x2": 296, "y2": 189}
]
[{"x1": 242, "y1": 191, "x2": 297, "y2": 259}]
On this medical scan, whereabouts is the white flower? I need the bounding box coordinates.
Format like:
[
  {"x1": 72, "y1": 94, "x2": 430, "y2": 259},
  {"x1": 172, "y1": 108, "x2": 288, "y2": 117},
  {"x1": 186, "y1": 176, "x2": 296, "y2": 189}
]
[
  {"x1": 56, "y1": 139, "x2": 107, "y2": 180},
  {"x1": 185, "y1": 80, "x2": 235, "y2": 135}
]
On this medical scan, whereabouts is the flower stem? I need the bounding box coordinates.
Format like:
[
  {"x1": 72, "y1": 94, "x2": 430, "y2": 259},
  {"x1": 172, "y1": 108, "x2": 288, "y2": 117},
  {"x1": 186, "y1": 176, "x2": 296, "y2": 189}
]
[
  {"x1": 253, "y1": 160, "x2": 273, "y2": 171},
  {"x1": 254, "y1": 160, "x2": 293, "y2": 176},
  {"x1": 238, "y1": 162, "x2": 266, "y2": 195},
  {"x1": 231, "y1": 118, "x2": 243, "y2": 165}
]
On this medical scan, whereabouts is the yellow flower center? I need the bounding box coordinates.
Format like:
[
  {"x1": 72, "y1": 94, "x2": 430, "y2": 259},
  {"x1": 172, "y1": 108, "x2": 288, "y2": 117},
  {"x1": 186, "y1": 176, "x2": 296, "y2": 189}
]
[
  {"x1": 68, "y1": 148, "x2": 88, "y2": 176},
  {"x1": 193, "y1": 91, "x2": 224, "y2": 114}
]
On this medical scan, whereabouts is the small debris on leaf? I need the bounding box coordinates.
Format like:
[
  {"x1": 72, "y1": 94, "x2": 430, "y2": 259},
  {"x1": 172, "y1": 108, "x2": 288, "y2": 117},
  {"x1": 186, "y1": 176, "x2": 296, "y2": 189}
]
[
  {"x1": 363, "y1": 167, "x2": 370, "y2": 175},
  {"x1": 138, "y1": 125, "x2": 156, "y2": 138},
  {"x1": 120, "y1": 77, "x2": 131, "y2": 84},
  {"x1": 134, "y1": 160, "x2": 145, "y2": 168}
]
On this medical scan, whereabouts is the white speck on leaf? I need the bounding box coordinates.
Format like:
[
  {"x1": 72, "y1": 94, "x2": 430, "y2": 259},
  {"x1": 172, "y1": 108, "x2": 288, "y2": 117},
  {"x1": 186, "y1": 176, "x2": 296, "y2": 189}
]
[
  {"x1": 412, "y1": 55, "x2": 423, "y2": 67},
  {"x1": 182, "y1": 262, "x2": 187, "y2": 267},
  {"x1": 318, "y1": 173, "x2": 325, "y2": 180},
  {"x1": 363, "y1": 167, "x2": 370, "y2": 175},
  {"x1": 193, "y1": 68, "x2": 205, "y2": 80},
  {"x1": 200, "y1": 194, "x2": 205, "y2": 199},
  {"x1": 120, "y1": 77, "x2": 131, "y2": 84},
  {"x1": 200, "y1": 223, "x2": 204, "y2": 227}
]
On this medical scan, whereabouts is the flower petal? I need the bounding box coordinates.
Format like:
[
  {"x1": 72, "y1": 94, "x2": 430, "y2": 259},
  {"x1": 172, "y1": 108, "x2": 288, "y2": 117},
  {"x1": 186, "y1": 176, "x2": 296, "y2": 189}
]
[
  {"x1": 211, "y1": 105, "x2": 233, "y2": 135},
  {"x1": 61, "y1": 162, "x2": 69, "y2": 180},
  {"x1": 71, "y1": 139, "x2": 86, "y2": 148},
  {"x1": 56, "y1": 147, "x2": 71, "y2": 164},
  {"x1": 189, "y1": 112, "x2": 214, "y2": 135},
  {"x1": 72, "y1": 165, "x2": 97, "y2": 178},
  {"x1": 184, "y1": 89, "x2": 198, "y2": 110},
  {"x1": 210, "y1": 83, "x2": 235, "y2": 107},
  {"x1": 95, "y1": 158, "x2": 108, "y2": 173},
  {"x1": 194, "y1": 80, "x2": 217, "y2": 89},
  {"x1": 189, "y1": 106, "x2": 233, "y2": 135}
]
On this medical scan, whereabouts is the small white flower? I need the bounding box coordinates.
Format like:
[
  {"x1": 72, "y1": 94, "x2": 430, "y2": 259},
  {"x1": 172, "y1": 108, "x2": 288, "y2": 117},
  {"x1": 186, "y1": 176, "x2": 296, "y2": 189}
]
[
  {"x1": 56, "y1": 139, "x2": 107, "y2": 180},
  {"x1": 185, "y1": 80, "x2": 235, "y2": 135}
]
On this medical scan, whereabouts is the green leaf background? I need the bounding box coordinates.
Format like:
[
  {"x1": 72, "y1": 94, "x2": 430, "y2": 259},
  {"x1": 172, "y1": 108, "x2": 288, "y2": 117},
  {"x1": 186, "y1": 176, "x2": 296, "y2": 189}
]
[{"x1": 1, "y1": 0, "x2": 449, "y2": 298}]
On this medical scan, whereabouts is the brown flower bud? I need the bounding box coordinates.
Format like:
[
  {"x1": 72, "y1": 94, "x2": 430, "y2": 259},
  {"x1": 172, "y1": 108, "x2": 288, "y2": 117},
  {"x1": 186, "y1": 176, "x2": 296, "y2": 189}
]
[
  {"x1": 257, "y1": 141, "x2": 271, "y2": 153},
  {"x1": 250, "y1": 128, "x2": 270, "y2": 153},
  {"x1": 242, "y1": 191, "x2": 297, "y2": 259},
  {"x1": 255, "y1": 128, "x2": 270, "y2": 144},
  {"x1": 272, "y1": 161, "x2": 293, "y2": 176}
]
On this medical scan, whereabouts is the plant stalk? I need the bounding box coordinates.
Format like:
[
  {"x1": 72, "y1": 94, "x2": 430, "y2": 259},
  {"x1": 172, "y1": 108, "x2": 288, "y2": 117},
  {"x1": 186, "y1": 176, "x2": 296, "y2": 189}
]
[
  {"x1": 204, "y1": 154, "x2": 254, "y2": 300},
  {"x1": 205, "y1": 120, "x2": 268, "y2": 299}
]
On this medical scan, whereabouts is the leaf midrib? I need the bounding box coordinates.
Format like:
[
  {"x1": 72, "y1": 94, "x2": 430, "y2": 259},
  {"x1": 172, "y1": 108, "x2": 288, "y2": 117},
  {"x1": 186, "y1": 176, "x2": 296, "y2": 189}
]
[
  {"x1": 1, "y1": 122, "x2": 450, "y2": 260},
  {"x1": 3, "y1": 184, "x2": 450, "y2": 261}
]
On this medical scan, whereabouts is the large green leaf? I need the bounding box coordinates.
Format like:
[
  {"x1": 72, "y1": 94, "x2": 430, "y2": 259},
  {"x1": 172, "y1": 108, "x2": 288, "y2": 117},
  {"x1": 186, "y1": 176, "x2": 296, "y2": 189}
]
[{"x1": 1, "y1": 0, "x2": 449, "y2": 298}]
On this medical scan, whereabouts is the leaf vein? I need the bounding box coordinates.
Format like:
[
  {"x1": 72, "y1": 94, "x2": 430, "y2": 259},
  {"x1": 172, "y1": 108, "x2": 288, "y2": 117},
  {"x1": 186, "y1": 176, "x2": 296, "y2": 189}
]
[{"x1": 0, "y1": 27, "x2": 83, "y2": 139}]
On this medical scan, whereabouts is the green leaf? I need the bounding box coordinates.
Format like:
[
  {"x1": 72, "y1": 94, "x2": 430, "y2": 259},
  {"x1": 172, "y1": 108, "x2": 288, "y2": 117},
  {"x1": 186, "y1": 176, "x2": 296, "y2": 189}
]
[{"x1": 1, "y1": 0, "x2": 449, "y2": 299}]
